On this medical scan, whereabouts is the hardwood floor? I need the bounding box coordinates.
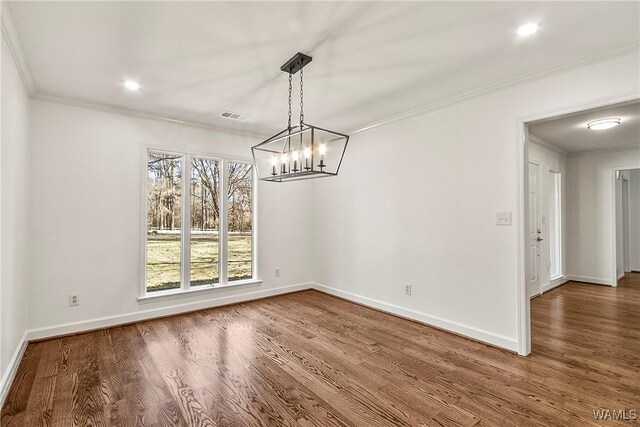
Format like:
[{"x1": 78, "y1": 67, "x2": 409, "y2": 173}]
[{"x1": 3, "y1": 275, "x2": 639, "y2": 426}]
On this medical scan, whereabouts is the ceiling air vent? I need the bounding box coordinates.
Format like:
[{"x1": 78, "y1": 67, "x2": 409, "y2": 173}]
[{"x1": 220, "y1": 111, "x2": 250, "y2": 121}]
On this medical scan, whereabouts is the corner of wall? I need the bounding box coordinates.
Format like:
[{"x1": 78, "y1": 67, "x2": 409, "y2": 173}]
[
  {"x1": 1, "y1": 31, "x2": 32, "y2": 403},
  {"x1": 0, "y1": 331, "x2": 27, "y2": 407}
]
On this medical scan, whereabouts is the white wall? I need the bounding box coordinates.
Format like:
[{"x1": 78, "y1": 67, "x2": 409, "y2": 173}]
[
  {"x1": 0, "y1": 37, "x2": 30, "y2": 381},
  {"x1": 28, "y1": 100, "x2": 314, "y2": 335},
  {"x1": 566, "y1": 149, "x2": 640, "y2": 284},
  {"x1": 528, "y1": 139, "x2": 568, "y2": 291},
  {"x1": 313, "y1": 53, "x2": 639, "y2": 351},
  {"x1": 628, "y1": 168, "x2": 640, "y2": 270}
]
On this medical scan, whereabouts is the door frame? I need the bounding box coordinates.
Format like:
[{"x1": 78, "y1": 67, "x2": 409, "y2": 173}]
[
  {"x1": 611, "y1": 166, "x2": 640, "y2": 287},
  {"x1": 622, "y1": 178, "x2": 630, "y2": 273},
  {"x1": 548, "y1": 169, "x2": 563, "y2": 282},
  {"x1": 515, "y1": 92, "x2": 638, "y2": 356}
]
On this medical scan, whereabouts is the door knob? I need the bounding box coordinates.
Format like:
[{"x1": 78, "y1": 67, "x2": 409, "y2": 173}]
[{"x1": 537, "y1": 237, "x2": 543, "y2": 242}]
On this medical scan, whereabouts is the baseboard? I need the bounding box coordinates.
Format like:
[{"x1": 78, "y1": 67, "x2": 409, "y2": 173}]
[
  {"x1": 566, "y1": 275, "x2": 613, "y2": 286},
  {"x1": 541, "y1": 276, "x2": 570, "y2": 293},
  {"x1": 618, "y1": 273, "x2": 625, "y2": 281},
  {"x1": 0, "y1": 331, "x2": 28, "y2": 407},
  {"x1": 26, "y1": 282, "x2": 313, "y2": 341},
  {"x1": 311, "y1": 283, "x2": 518, "y2": 352}
]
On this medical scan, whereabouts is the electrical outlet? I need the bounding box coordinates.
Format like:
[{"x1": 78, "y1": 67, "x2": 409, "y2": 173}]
[
  {"x1": 404, "y1": 284, "x2": 412, "y2": 295},
  {"x1": 274, "y1": 268, "x2": 280, "y2": 277},
  {"x1": 69, "y1": 293, "x2": 79, "y2": 306}
]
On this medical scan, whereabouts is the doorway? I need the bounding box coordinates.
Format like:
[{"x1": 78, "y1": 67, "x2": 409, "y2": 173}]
[
  {"x1": 517, "y1": 97, "x2": 639, "y2": 356},
  {"x1": 614, "y1": 168, "x2": 640, "y2": 282},
  {"x1": 548, "y1": 170, "x2": 562, "y2": 281},
  {"x1": 526, "y1": 163, "x2": 564, "y2": 299}
]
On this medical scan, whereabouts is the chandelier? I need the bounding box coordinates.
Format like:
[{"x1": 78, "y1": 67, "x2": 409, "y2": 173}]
[{"x1": 252, "y1": 52, "x2": 349, "y2": 182}]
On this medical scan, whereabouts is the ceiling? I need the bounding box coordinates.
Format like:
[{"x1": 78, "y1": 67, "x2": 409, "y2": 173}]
[
  {"x1": 529, "y1": 101, "x2": 640, "y2": 154},
  {"x1": 7, "y1": 1, "x2": 640, "y2": 137}
]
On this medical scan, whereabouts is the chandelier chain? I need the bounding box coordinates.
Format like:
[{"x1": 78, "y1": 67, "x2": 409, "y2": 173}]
[
  {"x1": 287, "y1": 71, "x2": 292, "y2": 131},
  {"x1": 299, "y1": 61, "x2": 304, "y2": 125}
]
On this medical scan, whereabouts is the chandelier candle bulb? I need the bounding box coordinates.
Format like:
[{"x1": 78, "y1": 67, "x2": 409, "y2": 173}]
[
  {"x1": 281, "y1": 153, "x2": 289, "y2": 174},
  {"x1": 270, "y1": 156, "x2": 278, "y2": 176},
  {"x1": 318, "y1": 143, "x2": 327, "y2": 170},
  {"x1": 303, "y1": 147, "x2": 312, "y2": 170},
  {"x1": 291, "y1": 151, "x2": 299, "y2": 172}
]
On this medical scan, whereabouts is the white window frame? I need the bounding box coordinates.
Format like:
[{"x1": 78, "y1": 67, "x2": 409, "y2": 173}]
[{"x1": 139, "y1": 146, "x2": 260, "y2": 302}]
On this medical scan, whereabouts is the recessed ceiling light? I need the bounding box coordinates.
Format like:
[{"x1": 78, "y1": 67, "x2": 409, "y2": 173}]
[
  {"x1": 123, "y1": 80, "x2": 140, "y2": 91},
  {"x1": 587, "y1": 118, "x2": 621, "y2": 130},
  {"x1": 517, "y1": 22, "x2": 539, "y2": 37}
]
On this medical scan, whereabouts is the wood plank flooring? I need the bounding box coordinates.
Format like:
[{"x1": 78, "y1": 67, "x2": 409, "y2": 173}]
[{"x1": 3, "y1": 274, "x2": 639, "y2": 426}]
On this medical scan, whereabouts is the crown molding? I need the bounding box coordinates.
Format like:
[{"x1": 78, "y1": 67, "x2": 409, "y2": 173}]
[
  {"x1": 530, "y1": 127, "x2": 640, "y2": 158},
  {"x1": 349, "y1": 42, "x2": 640, "y2": 136},
  {"x1": 567, "y1": 144, "x2": 640, "y2": 158},
  {"x1": 1, "y1": 1, "x2": 34, "y2": 96},
  {"x1": 529, "y1": 134, "x2": 569, "y2": 157},
  {"x1": 33, "y1": 93, "x2": 269, "y2": 139},
  {"x1": 530, "y1": 130, "x2": 640, "y2": 158}
]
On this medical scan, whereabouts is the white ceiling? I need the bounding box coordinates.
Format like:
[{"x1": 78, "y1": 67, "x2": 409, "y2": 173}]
[
  {"x1": 7, "y1": 1, "x2": 640, "y2": 136},
  {"x1": 529, "y1": 101, "x2": 640, "y2": 154}
]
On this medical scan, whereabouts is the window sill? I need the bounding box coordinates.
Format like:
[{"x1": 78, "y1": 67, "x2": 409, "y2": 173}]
[{"x1": 138, "y1": 279, "x2": 262, "y2": 304}]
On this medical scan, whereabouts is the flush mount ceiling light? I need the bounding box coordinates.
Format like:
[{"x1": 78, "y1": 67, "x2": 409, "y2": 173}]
[
  {"x1": 517, "y1": 22, "x2": 539, "y2": 37},
  {"x1": 587, "y1": 118, "x2": 621, "y2": 130},
  {"x1": 252, "y1": 52, "x2": 349, "y2": 182},
  {"x1": 123, "y1": 80, "x2": 140, "y2": 91}
]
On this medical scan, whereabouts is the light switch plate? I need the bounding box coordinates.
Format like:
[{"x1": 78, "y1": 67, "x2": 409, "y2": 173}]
[{"x1": 496, "y1": 211, "x2": 512, "y2": 226}]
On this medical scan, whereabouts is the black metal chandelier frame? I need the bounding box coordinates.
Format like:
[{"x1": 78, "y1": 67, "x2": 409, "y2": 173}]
[{"x1": 251, "y1": 52, "x2": 349, "y2": 182}]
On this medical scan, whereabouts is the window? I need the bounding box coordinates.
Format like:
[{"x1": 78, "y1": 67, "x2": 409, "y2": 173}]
[
  {"x1": 549, "y1": 171, "x2": 562, "y2": 280},
  {"x1": 190, "y1": 158, "x2": 221, "y2": 286},
  {"x1": 146, "y1": 152, "x2": 183, "y2": 292},
  {"x1": 228, "y1": 162, "x2": 254, "y2": 281},
  {"x1": 144, "y1": 150, "x2": 256, "y2": 296}
]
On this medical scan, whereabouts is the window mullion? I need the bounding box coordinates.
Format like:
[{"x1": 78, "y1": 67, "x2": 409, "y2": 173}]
[
  {"x1": 141, "y1": 148, "x2": 149, "y2": 297},
  {"x1": 220, "y1": 159, "x2": 229, "y2": 285},
  {"x1": 182, "y1": 154, "x2": 191, "y2": 291},
  {"x1": 252, "y1": 169, "x2": 258, "y2": 280}
]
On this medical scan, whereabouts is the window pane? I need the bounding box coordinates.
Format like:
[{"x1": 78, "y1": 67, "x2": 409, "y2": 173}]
[
  {"x1": 228, "y1": 162, "x2": 253, "y2": 281},
  {"x1": 191, "y1": 158, "x2": 220, "y2": 286},
  {"x1": 146, "y1": 152, "x2": 182, "y2": 292},
  {"x1": 549, "y1": 172, "x2": 562, "y2": 279}
]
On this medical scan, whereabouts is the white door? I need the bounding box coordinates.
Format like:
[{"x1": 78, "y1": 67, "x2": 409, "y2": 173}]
[{"x1": 527, "y1": 162, "x2": 542, "y2": 297}]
